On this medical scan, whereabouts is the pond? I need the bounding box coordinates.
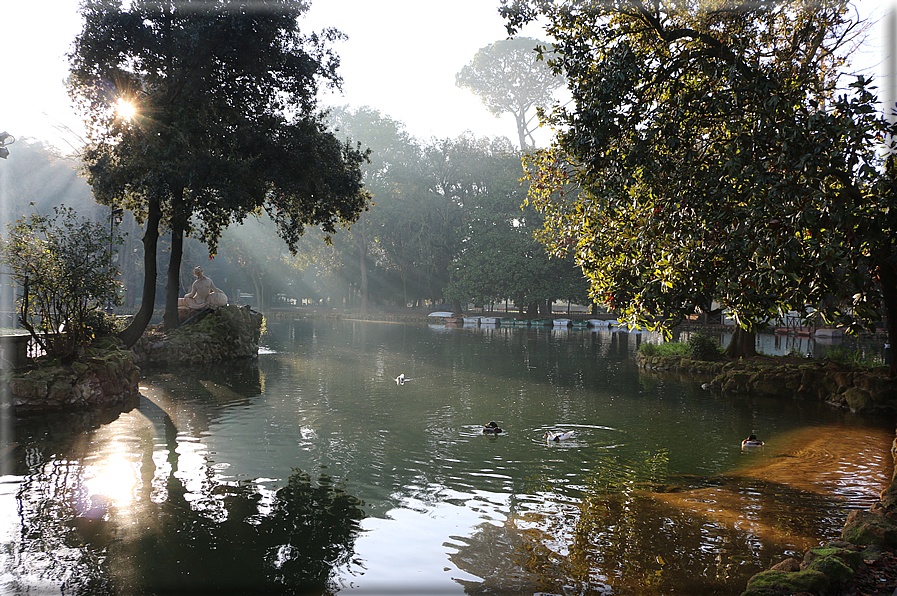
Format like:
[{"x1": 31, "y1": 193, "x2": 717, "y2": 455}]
[{"x1": 1, "y1": 319, "x2": 893, "y2": 595}]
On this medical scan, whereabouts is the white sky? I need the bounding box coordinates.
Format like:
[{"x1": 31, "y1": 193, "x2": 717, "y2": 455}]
[{"x1": 0, "y1": 0, "x2": 893, "y2": 154}]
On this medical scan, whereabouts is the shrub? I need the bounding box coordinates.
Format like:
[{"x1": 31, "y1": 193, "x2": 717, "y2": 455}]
[
  {"x1": 639, "y1": 343, "x2": 658, "y2": 357},
  {"x1": 638, "y1": 341, "x2": 689, "y2": 357},
  {"x1": 824, "y1": 345, "x2": 882, "y2": 367},
  {"x1": 1, "y1": 206, "x2": 121, "y2": 359},
  {"x1": 687, "y1": 332, "x2": 720, "y2": 361},
  {"x1": 83, "y1": 309, "x2": 128, "y2": 338}
]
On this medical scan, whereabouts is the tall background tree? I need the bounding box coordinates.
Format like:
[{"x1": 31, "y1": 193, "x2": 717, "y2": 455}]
[
  {"x1": 441, "y1": 135, "x2": 589, "y2": 315},
  {"x1": 456, "y1": 37, "x2": 565, "y2": 151},
  {"x1": 503, "y1": 0, "x2": 897, "y2": 373},
  {"x1": 68, "y1": 0, "x2": 368, "y2": 342}
]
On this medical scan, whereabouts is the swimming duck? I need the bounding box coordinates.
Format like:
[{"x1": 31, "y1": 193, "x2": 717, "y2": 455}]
[
  {"x1": 483, "y1": 421, "x2": 503, "y2": 434},
  {"x1": 544, "y1": 430, "x2": 574, "y2": 441},
  {"x1": 742, "y1": 434, "x2": 764, "y2": 448},
  {"x1": 395, "y1": 374, "x2": 405, "y2": 385}
]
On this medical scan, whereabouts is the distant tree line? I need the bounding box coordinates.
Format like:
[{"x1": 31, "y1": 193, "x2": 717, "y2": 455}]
[{"x1": 0, "y1": 120, "x2": 590, "y2": 319}]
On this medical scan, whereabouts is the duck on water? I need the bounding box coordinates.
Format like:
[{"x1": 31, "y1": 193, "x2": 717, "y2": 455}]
[
  {"x1": 544, "y1": 430, "x2": 574, "y2": 441},
  {"x1": 483, "y1": 421, "x2": 503, "y2": 434},
  {"x1": 742, "y1": 434, "x2": 764, "y2": 449}
]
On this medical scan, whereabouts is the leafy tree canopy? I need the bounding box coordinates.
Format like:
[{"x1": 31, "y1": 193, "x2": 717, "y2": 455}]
[
  {"x1": 456, "y1": 37, "x2": 565, "y2": 150},
  {"x1": 502, "y1": 0, "x2": 897, "y2": 370},
  {"x1": 68, "y1": 0, "x2": 369, "y2": 334}
]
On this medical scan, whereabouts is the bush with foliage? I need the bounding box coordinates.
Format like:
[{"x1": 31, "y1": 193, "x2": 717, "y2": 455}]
[
  {"x1": 824, "y1": 345, "x2": 885, "y2": 368},
  {"x1": 638, "y1": 342, "x2": 690, "y2": 358},
  {"x1": 686, "y1": 332, "x2": 721, "y2": 361},
  {"x1": 1, "y1": 206, "x2": 120, "y2": 359}
]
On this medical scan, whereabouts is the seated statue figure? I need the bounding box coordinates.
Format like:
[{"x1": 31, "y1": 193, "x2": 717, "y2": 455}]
[{"x1": 178, "y1": 266, "x2": 227, "y2": 319}]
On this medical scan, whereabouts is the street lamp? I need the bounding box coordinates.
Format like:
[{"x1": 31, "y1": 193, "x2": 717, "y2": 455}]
[
  {"x1": 0, "y1": 132, "x2": 15, "y2": 159},
  {"x1": 105, "y1": 207, "x2": 124, "y2": 314}
]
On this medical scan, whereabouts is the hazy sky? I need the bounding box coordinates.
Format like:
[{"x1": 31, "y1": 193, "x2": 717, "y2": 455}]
[{"x1": 0, "y1": 0, "x2": 892, "y2": 154}]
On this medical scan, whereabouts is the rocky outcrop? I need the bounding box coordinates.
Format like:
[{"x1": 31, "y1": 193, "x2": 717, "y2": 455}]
[
  {"x1": 5, "y1": 338, "x2": 141, "y2": 415},
  {"x1": 132, "y1": 305, "x2": 263, "y2": 365},
  {"x1": 637, "y1": 354, "x2": 896, "y2": 414},
  {"x1": 741, "y1": 542, "x2": 873, "y2": 596}
]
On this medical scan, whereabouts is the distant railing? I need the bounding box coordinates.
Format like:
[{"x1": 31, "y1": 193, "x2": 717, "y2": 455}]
[{"x1": 0, "y1": 331, "x2": 32, "y2": 369}]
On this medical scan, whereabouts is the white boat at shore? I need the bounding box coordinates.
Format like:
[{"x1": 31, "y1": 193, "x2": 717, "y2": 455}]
[{"x1": 588, "y1": 319, "x2": 616, "y2": 327}]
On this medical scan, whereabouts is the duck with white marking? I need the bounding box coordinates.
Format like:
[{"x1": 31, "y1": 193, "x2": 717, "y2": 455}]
[
  {"x1": 741, "y1": 434, "x2": 764, "y2": 449},
  {"x1": 544, "y1": 430, "x2": 574, "y2": 441},
  {"x1": 483, "y1": 421, "x2": 503, "y2": 434},
  {"x1": 395, "y1": 374, "x2": 405, "y2": 385}
]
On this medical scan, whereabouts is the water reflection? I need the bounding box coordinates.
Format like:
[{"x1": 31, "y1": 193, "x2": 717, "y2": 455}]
[
  {"x1": 1, "y1": 321, "x2": 893, "y2": 595},
  {"x1": 4, "y1": 360, "x2": 366, "y2": 595}
]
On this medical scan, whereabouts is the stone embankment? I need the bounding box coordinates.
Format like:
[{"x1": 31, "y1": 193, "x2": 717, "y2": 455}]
[
  {"x1": 637, "y1": 353, "x2": 897, "y2": 595},
  {"x1": 637, "y1": 353, "x2": 897, "y2": 415},
  {"x1": 133, "y1": 304, "x2": 263, "y2": 365},
  {"x1": 5, "y1": 305, "x2": 263, "y2": 414},
  {"x1": 5, "y1": 337, "x2": 141, "y2": 415}
]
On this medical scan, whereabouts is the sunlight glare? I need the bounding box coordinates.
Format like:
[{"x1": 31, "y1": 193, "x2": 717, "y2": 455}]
[
  {"x1": 115, "y1": 98, "x2": 137, "y2": 121},
  {"x1": 84, "y1": 452, "x2": 139, "y2": 506}
]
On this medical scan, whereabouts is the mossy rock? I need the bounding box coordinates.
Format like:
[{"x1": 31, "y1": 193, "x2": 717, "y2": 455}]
[
  {"x1": 753, "y1": 379, "x2": 783, "y2": 396},
  {"x1": 730, "y1": 372, "x2": 751, "y2": 384},
  {"x1": 723, "y1": 378, "x2": 742, "y2": 393},
  {"x1": 842, "y1": 387, "x2": 872, "y2": 413},
  {"x1": 874, "y1": 388, "x2": 897, "y2": 404},
  {"x1": 70, "y1": 360, "x2": 90, "y2": 377},
  {"x1": 841, "y1": 510, "x2": 897, "y2": 548},
  {"x1": 740, "y1": 569, "x2": 829, "y2": 596},
  {"x1": 820, "y1": 375, "x2": 841, "y2": 394},
  {"x1": 803, "y1": 545, "x2": 864, "y2": 580}
]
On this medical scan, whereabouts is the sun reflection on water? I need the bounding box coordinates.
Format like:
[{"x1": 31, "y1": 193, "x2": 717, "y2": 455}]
[{"x1": 83, "y1": 450, "x2": 139, "y2": 509}]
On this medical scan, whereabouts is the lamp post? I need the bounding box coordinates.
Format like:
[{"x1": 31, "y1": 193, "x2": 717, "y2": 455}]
[
  {"x1": 0, "y1": 132, "x2": 15, "y2": 159},
  {"x1": 105, "y1": 207, "x2": 124, "y2": 314}
]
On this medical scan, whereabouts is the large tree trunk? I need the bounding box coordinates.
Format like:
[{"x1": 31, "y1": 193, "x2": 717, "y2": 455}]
[
  {"x1": 359, "y1": 216, "x2": 368, "y2": 315},
  {"x1": 118, "y1": 198, "x2": 162, "y2": 348},
  {"x1": 724, "y1": 326, "x2": 757, "y2": 359},
  {"x1": 164, "y1": 225, "x2": 184, "y2": 330},
  {"x1": 878, "y1": 260, "x2": 897, "y2": 379},
  {"x1": 527, "y1": 302, "x2": 538, "y2": 318},
  {"x1": 164, "y1": 188, "x2": 187, "y2": 330}
]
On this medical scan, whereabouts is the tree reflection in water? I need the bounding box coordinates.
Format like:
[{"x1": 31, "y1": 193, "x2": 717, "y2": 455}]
[
  {"x1": 7, "y1": 361, "x2": 366, "y2": 595},
  {"x1": 108, "y1": 467, "x2": 365, "y2": 595},
  {"x1": 449, "y1": 426, "x2": 888, "y2": 596},
  {"x1": 12, "y1": 459, "x2": 365, "y2": 595}
]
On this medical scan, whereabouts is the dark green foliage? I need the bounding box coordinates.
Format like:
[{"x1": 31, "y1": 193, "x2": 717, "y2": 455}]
[
  {"x1": 68, "y1": 0, "x2": 368, "y2": 334},
  {"x1": 1, "y1": 207, "x2": 120, "y2": 359},
  {"x1": 686, "y1": 332, "x2": 720, "y2": 361},
  {"x1": 502, "y1": 0, "x2": 897, "y2": 373},
  {"x1": 81, "y1": 309, "x2": 126, "y2": 338}
]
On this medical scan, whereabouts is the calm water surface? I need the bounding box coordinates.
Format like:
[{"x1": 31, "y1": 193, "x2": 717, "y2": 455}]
[{"x1": 1, "y1": 320, "x2": 893, "y2": 595}]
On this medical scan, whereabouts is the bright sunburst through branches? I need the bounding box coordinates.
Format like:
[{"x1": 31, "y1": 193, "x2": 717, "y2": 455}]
[{"x1": 115, "y1": 98, "x2": 137, "y2": 121}]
